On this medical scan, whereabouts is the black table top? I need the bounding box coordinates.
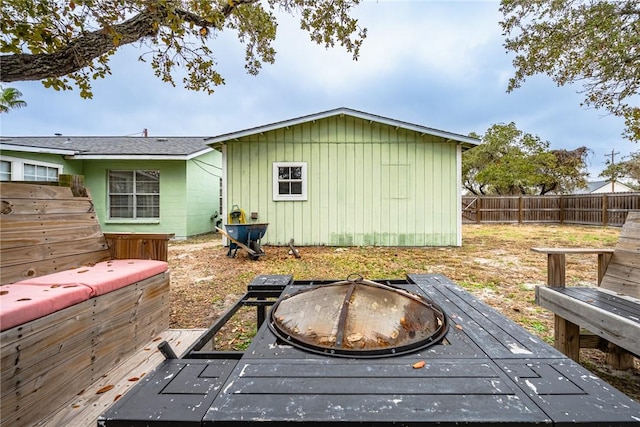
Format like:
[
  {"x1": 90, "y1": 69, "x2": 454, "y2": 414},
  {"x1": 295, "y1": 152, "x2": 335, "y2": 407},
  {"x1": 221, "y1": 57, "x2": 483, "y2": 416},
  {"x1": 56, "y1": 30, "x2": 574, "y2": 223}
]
[{"x1": 100, "y1": 274, "x2": 640, "y2": 426}]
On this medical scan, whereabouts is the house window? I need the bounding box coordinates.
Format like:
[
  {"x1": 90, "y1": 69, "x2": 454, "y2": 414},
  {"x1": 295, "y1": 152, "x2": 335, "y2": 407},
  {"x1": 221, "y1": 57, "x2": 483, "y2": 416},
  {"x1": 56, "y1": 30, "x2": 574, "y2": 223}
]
[
  {"x1": 0, "y1": 161, "x2": 11, "y2": 181},
  {"x1": 273, "y1": 162, "x2": 307, "y2": 201},
  {"x1": 108, "y1": 170, "x2": 160, "y2": 219},
  {"x1": 0, "y1": 156, "x2": 61, "y2": 181},
  {"x1": 24, "y1": 164, "x2": 59, "y2": 181}
]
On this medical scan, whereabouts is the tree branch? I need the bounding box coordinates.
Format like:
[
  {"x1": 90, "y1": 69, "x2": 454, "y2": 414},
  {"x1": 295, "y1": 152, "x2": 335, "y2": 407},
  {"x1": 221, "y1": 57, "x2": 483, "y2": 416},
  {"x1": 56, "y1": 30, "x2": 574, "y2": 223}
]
[{"x1": 0, "y1": 0, "x2": 258, "y2": 83}]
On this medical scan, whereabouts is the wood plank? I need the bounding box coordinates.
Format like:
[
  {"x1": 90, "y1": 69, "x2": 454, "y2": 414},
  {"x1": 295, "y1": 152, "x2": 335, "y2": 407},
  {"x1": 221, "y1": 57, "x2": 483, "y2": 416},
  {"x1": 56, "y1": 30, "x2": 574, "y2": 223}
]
[
  {"x1": 531, "y1": 247, "x2": 615, "y2": 255},
  {"x1": 0, "y1": 224, "x2": 105, "y2": 250},
  {"x1": 0, "y1": 182, "x2": 76, "y2": 199},
  {"x1": 36, "y1": 329, "x2": 205, "y2": 427},
  {"x1": 0, "y1": 213, "x2": 103, "y2": 229},
  {"x1": 0, "y1": 198, "x2": 96, "y2": 215},
  {"x1": 537, "y1": 286, "x2": 640, "y2": 356},
  {"x1": 1, "y1": 236, "x2": 109, "y2": 264}
]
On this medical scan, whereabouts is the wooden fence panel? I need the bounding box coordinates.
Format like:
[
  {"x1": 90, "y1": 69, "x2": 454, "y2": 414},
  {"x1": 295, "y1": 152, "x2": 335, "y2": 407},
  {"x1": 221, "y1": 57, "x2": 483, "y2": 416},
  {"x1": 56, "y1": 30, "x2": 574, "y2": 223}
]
[{"x1": 462, "y1": 193, "x2": 640, "y2": 227}]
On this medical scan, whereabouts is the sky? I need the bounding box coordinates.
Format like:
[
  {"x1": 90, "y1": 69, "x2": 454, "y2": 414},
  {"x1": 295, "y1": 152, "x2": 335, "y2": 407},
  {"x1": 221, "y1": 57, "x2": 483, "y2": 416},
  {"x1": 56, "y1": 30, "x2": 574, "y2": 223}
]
[{"x1": 1, "y1": 0, "x2": 637, "y2": 178}]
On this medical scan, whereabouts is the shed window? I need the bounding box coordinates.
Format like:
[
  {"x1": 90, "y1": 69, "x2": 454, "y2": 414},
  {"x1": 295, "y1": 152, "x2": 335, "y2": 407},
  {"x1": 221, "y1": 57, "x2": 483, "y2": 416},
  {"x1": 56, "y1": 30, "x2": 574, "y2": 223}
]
[
  {"x1": 109, "y1": 170, "x2": 160, "y2": 219},
  {"x1": 273, "y1": 162, "x2": 307, "y2": 201}
]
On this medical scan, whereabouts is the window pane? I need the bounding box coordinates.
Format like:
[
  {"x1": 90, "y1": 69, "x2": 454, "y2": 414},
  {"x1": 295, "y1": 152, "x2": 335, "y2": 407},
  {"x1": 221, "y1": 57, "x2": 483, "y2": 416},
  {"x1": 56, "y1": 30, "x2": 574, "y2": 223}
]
[
  {"x1": 136, "y1": 194, "x2": 159, "y2": 217},
  {"x1": 278, "y1": 167, "x2": 290, "y2": 180},
  {"x1": 110, "y1": 194, "x2": 133, "y2": 218},
  {"x1": 24, "y1": 164, "x2": 36, "y2": 180},
  {"x1": 109, "y1": 171, "x2": 134, "y2": 193},
  {"x1": 290, "y1": 182, "x2": 302, "y2": 195},
  {"x1": 279, "y1": 182, "x2": 290, "y2": 195},
  {"x1": 0, "y1": 161, "x2": 11, "y2": 181},
  {"x1": 136, "y1": 170, "x2": 160, "y2": 193},
  {"x1": 291, "y1": 167, "x2": 302, "y2": 179},
  {"x1": 47, "y1": 167, "x2": 58, "y2": 181}
]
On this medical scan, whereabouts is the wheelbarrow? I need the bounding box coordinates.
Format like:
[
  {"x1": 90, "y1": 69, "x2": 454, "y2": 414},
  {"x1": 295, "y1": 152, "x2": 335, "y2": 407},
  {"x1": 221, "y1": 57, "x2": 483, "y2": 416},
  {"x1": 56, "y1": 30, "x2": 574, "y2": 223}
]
[{"x1": 216, "y1": 223, "x2": 269, "y2": 260}]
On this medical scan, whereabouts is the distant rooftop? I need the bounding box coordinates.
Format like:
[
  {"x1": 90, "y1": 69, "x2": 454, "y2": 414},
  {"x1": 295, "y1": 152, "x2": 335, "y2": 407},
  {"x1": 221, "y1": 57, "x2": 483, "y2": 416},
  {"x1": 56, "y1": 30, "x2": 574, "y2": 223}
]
[{"x1": 0, "y1": 136, "x2": 212, "y2": 158}]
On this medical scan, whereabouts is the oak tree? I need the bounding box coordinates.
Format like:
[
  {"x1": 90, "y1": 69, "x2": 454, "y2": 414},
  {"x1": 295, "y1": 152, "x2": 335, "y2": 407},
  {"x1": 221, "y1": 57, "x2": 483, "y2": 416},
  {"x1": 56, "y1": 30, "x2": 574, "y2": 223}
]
[
  {"x1": 0, "y1": 0, "x2": 366, "y2": 98},
  {"x1": 500, "y1": 0, "x2": 640, "y2": 142},
  {"x1": 463, "y1": 123, "x2": 589, "y2": 195}
]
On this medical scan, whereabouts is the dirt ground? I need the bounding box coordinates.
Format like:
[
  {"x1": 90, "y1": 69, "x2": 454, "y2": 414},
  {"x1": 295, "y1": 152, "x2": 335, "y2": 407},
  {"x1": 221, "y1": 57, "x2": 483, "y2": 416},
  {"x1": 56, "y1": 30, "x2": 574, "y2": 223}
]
[{"x1": 167, "y1": 223, "x2": 639, "y2": 401}]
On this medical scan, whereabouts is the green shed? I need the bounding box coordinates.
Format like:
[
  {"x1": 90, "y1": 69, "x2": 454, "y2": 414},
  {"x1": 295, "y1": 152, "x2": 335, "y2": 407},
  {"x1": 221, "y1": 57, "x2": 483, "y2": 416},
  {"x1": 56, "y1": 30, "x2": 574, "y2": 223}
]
[{"x1": 207, "y1": 108, "x2": 478, "y2": 247}]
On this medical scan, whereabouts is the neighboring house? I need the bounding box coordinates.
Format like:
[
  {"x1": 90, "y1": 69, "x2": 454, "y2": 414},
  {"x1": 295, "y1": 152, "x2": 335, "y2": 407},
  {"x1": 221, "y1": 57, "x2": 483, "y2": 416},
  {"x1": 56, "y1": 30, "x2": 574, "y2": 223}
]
[
  {"x1": 576, "y1": 180, "x2": 634, "y2": 194},
  {"x1": 207, "y1": 107, "x2": 479, "y2": 247},
  {"x1": 0, "y1": 136, "x2": 221, "y2": 239}
]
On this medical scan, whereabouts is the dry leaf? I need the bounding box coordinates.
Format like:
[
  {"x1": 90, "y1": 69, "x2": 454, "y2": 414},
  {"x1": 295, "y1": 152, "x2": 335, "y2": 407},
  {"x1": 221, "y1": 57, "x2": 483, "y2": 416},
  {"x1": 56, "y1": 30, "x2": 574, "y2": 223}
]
[
  {"x1": 455, "y1": 324, "x2": 463, "y2": 330},
  {"x1": 72, "y1": 404, "x2": 81, "y2": 409},
  {"x1": 77, "y1": 269, "x2": 89, "y2": 273},
  {"x1": 412, "y1": 360, "x2": 426, "y2": 369},
  {"x1": 0, "y1": 290, "x2": 8, "y2": 295},
  {"x1": 128, "y1": 377, "x2": 140, "y2": 382},
  {"x1": 96, "y1": 385, "x2": 115, "y2": 394},
  {"x1": 114, "y1": 394, "x2": 122, "y2": 402}
]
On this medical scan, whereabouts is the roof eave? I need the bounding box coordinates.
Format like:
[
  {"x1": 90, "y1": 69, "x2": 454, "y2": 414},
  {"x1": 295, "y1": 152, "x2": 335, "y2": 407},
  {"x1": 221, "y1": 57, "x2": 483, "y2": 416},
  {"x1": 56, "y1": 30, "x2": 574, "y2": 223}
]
[
  {"x1": 67, "y1": 148, "x2": 213, "y2": 160},
  {"x1": 0, "y1": 143, "x2": 77, "y2": 156},
  {"x1": 205, "y1": 107, "x2": 480, "y2": 146}
]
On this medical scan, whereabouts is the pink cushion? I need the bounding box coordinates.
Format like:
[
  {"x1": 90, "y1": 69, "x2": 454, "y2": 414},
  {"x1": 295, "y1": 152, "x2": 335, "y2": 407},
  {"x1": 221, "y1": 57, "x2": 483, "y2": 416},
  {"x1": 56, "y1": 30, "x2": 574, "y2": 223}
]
[
  {"x1": 0, "y1": 283, "x2": 92, "y2": 331},
  {"x1": 16, "y1": 259, "x2": 168, "y2": 297}
]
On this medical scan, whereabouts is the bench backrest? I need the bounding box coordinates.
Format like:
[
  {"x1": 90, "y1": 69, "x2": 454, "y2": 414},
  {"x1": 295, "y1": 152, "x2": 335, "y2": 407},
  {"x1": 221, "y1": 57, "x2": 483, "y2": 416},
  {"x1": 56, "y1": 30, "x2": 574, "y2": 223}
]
[
  {"x1": 0, "y1": 182, "x2": 112, "y2": 285},
  {"x1": 600, "y1": 211, "x2": 640, "y2": 298}
]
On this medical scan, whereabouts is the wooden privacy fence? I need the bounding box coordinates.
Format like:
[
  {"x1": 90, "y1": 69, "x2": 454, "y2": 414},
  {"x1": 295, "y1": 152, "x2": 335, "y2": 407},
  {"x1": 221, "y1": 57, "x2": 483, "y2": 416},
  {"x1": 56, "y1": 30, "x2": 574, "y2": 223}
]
[{"x1": 462, "y1": 193, "x2": 640, "y2": 227}]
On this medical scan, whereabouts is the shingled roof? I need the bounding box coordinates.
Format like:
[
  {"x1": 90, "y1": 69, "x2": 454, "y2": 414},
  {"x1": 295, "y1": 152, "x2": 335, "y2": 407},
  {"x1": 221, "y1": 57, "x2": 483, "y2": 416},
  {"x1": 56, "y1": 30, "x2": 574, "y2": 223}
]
[{"x1": 0, "y1": 136, "x2": 212, "y2": 159}]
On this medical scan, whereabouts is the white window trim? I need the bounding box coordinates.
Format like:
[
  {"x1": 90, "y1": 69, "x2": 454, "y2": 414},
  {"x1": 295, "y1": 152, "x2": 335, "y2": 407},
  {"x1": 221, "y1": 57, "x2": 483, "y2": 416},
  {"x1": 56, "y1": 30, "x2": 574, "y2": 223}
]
[
  {"x1": 0, "y1": 155, "x2": 63, "y2": 181},
  {"x1": 273, "y1": 162, "x2": 307, "y2": 201}
]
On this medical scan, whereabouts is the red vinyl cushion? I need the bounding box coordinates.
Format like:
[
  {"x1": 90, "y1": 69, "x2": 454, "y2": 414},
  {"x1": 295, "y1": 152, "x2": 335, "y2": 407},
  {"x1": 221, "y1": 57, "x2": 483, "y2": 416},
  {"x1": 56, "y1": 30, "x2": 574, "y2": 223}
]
[
  {"x1": 0, "y1": 259, "x2": 168, "y2": 331},
  {"x1": 15, "y1": 259, "x2": 168, "y2": 297},
  {"x1": 0, "y1": 283, "x2": 92, "y2": 331}
]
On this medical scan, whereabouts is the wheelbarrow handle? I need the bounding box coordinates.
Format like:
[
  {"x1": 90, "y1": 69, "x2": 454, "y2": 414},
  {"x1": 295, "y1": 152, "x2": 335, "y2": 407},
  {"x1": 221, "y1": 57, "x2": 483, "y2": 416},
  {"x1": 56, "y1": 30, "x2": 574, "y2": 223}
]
[{"x1": 216, "y1": 226, "x2": 257, "y2": 256}]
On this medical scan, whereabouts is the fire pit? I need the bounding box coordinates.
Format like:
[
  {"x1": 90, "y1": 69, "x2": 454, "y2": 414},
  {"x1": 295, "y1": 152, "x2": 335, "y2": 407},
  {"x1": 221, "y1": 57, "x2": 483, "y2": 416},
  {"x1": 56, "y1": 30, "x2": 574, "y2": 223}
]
[
  {"x1": 100, "y1": 274, "x2": 640, "y2": 426},
  {"x1": 269, "y1": 276, "x2": 448, "y2": 357}
]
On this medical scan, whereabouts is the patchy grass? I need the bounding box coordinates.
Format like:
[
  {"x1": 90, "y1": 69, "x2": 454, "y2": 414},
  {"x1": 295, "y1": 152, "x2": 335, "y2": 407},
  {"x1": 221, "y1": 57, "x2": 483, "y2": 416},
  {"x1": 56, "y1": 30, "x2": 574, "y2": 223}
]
[{"x1": 168, "y1": 223, "x2": 638, "y2": 401}]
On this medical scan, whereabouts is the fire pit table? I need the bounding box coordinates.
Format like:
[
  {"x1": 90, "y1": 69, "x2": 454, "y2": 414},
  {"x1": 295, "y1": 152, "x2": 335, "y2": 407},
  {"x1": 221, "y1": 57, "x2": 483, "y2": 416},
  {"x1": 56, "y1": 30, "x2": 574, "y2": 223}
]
[{"x1": 99, "y1": 274, "x2": 640, "y2": 426}]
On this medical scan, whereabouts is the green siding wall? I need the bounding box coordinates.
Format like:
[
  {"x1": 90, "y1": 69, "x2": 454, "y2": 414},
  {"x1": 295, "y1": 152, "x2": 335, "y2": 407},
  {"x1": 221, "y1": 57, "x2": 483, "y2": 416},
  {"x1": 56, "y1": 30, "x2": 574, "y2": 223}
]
[
  {"x1": 185, "y1": 151, "x2": 222, "y2": 236},
  {"x1": 84, "y1": 160, "x2": 189, "y2": 237},
  {"x1": 84, "y1": 155, "x2": 220, "y2": 239},
  {"x1": 224, "y1": 116, "x2": 461, "y2": 247}
]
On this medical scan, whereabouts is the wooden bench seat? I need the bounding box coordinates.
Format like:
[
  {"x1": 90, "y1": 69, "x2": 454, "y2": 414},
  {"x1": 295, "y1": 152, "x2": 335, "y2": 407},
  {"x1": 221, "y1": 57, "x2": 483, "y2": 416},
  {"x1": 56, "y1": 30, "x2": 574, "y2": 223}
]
[
  {"x1": 0, "y1": 180, "x2": 173, "y2": 426},
  {"x1": 533, "y1": 211, "x2": 640, "y2": 369}
]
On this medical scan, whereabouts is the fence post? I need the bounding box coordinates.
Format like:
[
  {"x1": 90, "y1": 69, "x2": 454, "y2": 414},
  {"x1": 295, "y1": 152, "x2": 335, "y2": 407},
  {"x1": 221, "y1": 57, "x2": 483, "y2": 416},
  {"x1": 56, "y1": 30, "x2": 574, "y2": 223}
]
[
  {"x1": 602, "y1": 194, "x2": 608, "y2": 226},
  {"x1": 559, "y1": 195, "x2": 564, "y2": 224},
  {"x1": 58, "y1": 174, "x2": 87, "y2": 197},
  {"x1": 476, "y1": 197, "x2": 481, "y2": 224},
  {"x1": 518, "y1": 196, "x2": 523, "y2": 223}
]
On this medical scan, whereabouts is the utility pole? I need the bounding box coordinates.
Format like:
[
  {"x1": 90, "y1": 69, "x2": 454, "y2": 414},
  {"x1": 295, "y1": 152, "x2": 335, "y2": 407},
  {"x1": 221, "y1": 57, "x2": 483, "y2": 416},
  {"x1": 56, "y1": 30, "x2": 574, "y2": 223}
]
[{"x1": 605, "y1": 149, "x2": 620, "y2": 192}]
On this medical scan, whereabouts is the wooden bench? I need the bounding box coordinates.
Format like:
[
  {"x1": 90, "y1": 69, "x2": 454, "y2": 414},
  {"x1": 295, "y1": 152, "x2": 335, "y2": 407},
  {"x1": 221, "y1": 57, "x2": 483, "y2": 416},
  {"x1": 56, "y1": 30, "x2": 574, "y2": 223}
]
[
  {"x1": 0, "y1": 181, "x2": 173, "y2": 426},
  {"x1": 533, "y1": 211, "x2": 640, "y2": 370}
]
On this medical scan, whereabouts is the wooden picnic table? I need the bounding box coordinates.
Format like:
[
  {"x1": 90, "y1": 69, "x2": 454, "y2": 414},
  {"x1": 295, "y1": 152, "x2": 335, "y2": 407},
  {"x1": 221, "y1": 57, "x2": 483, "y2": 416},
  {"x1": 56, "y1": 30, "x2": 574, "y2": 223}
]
[{"x1": 100, "y1": 274, "x2": 640, "y2": 426}]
